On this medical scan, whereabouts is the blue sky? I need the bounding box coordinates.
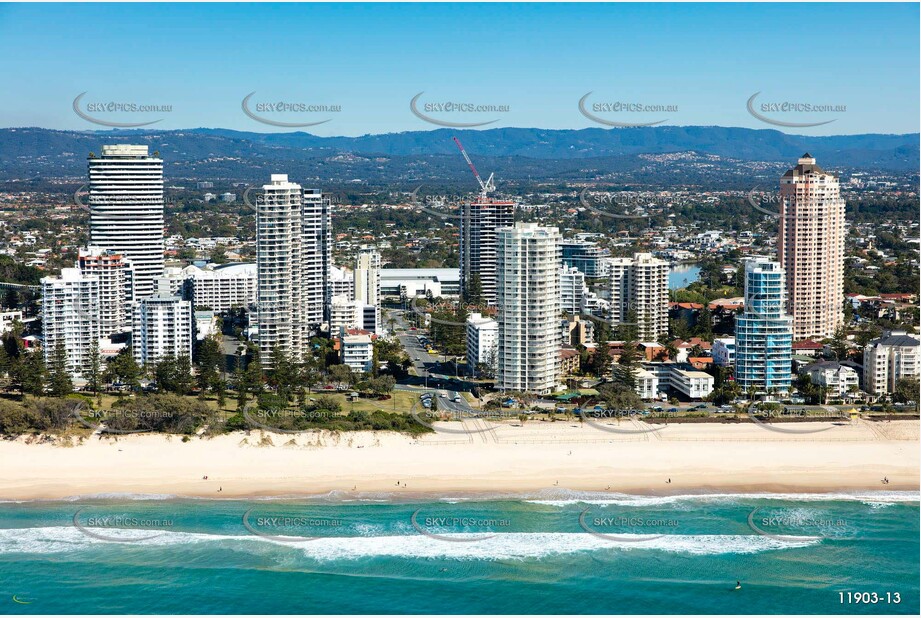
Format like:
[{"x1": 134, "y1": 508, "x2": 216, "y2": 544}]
[{"x1": 0, "y1": 2, "x2": 918, "y2": 136}]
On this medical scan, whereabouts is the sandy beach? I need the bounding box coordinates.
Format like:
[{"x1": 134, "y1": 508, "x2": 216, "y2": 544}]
[{"x1": 0, "y1": 418, "x2": 917, "y2": 500}]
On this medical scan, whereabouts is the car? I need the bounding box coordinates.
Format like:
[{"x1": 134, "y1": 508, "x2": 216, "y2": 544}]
[
  {"x1": 409, "y1": 327, "x2": 417, "y2": 331},
  {"x1": 439, "y1": 392, "x2": 447, "y2": 398},
  {"x1": 453, "y1": 396, "x2": 461, "y2": 403},
  {"x1": 668, "y1": 407, "x2": 679, "y2": 413}
]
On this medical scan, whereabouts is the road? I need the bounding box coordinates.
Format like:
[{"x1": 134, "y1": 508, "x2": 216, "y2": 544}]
[{"x1": 387, "y1": 308, "x2": 477, "y2": 416}]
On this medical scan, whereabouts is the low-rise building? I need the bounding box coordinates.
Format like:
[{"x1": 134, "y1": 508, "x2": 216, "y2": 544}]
[
  {"x1": 801, "y1": 360, "x2": 860, "y2": 398},
  {"x1": 341, "y1": 334, "x2": 373, "y2": 372},
  {"x1": 560, "y1": 347, "x2": 580, "y2": 376},
  {"x1": 641, "y1": 362, "x2": 714, "y2": 400},
  {"x1": 668, "y1": 367, "x2": 714, "y2": 399},
  {"x1": 0, "y1": 310, "x2": 23, "y2": 334},
  {"x1": 863, "y1": 331, "x2": 920, "y2": 396},
  {"x1": 380, "y1": 268, "x2": 460, "y2": 299},
  {"x1": 634, "y1": 368, "x2": 659, "y2": 400}
]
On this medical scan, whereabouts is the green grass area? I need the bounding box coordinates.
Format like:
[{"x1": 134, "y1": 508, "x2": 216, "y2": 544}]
[
  {"x1": 309, "y1": 389, "x2": 419, "y2": 414},
  {"x1": 77, "y1": 388, "x2": 420, "y2": 417}
]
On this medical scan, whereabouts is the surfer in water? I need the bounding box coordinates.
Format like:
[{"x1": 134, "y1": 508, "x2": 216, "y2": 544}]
[{"x1": 735, "y1": 581, "x2": 742, "y2": 590}]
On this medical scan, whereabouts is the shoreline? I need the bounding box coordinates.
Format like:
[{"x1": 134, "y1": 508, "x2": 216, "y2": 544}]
[
  {"x1": 4, "y1": 488, "x2": 918, "y2": 504},
  {"x1": 1, "y1": 419, "x2": 918, "y2": 501}
]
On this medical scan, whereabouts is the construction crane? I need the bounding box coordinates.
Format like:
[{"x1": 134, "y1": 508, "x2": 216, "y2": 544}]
[{"x1": 452, "y1": 136, "x2": 495, "y2": 200}]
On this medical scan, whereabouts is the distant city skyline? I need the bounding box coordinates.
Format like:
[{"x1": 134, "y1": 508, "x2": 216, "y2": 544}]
[{"x1": 0, "y1": 2, "x2": 918, "y2": 136}]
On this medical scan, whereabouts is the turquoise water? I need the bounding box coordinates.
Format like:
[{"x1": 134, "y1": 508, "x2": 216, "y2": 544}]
[{"x1": 0, "y1": 491, "x2": 917, "y2": 614}]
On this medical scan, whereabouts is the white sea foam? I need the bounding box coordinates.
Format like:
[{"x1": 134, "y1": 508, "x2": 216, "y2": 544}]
[
  {"x1": 59, "y1": 493, "x2": 180, "y2": 502},
  {"x1": 522, "y1": 489, "x2": 920, "y2": 508},
  {"x1": 0, "y1": 526, "x2": 818, "y2": 560}
]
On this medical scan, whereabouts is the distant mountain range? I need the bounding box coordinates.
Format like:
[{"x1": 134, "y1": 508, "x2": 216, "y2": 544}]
[{"x1": 0, "y1": 126, "x2": 917, "y2": 184}]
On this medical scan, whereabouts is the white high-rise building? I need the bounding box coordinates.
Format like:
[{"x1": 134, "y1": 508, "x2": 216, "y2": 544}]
[
  {"x1": 132, "y1": 295, "x2": 193, "y2": 367},
  {"x1": 354, "y1": 247, "x2": 381, "y2": 306},
  {"x1": 41, "y1": 268, "x2": 101, "y2": 381},
  {"x1": 466, "y1": 312, "x2": 498, "y2": 375},
  {"x1": 257, "y1": 175, "x2": 305, "y2": 364},
  {"x1": 460, "y1": 198, "x2": 515, "y2": 304},
  {"x1": 302, "y1": 188, "x2": 332, "y2": 325},
  {"x1": 77, "y1": 245, "x2": 134, "y2": 336},
  {"x1": 863, "y1": 331, "x2": 920, "y2": 396},
  {"x1": 560, "y1": 266, "x2": 585, "y2": 315},
  {"x1": 88, "y1": 145, "x2": 164, "y2": 299},
  {"x1": 354, "y1": 247, "x2": 381, "y2": 332},
  {"x1": 779, "y1": 154, "x2": 846, "y2": 340},
  {"x1": 496, "y1": 223, "x2": 561, "y2": 395},
  {"x1": 256, "y1": 176, "x2": 332, "y2": 365},
  {"x1": 608, "y1": 253, "x2": 669, "y2": 340}
]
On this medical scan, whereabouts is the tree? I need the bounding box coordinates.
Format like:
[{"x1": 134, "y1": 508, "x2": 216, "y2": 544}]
[
  {"x1": 105, "y1": 348, "x2": 141, "y2": 391},
  {"x1": 14, "y1": 351, "x2": 46, "y2": 398},
  {"x1": 214, "y1": 377, "x2": 227, "y2": 408},
  {"x1": 195, "y1": 334, "x2": 224, "y2": 395},
  {"x1": 267, "y1": 345, "x2": 297, "y2": 402},
  {"x1": 893, "y1": 378, "x2": 919, "y2": 406},
  {"x1": 175, "y1": 354, "x2": 194, "y2": 395},
  {"x1": 210, "y1": 245, "x2": 228, "y2": 265},
  {"x1": 464, "y1": 273, "x2": 484, "y2": 306},
  {"x1": 2, "y1": 288, "x2": 19, "y2": 310},
  {"x1": 602, "y1": 385, "x2": 644, "y2": 411},
  {"x1": 614, "y1": 309, "x2": 640, "y2": 342},
  {"x1": 664, "y1": 340, "x2": 679, "y2": 361},
  {"x1": 369, "y1": 375, "x2": 396, "y2": 397},
  {"x1": 300, "y1": 362, "x2": 321, "y2": 394},
  {"x1": 830, "y1": 325, "x2": 849, "y2": 361},
  {"x1": 154, "y1": 354, "x2": 194, "y2": 396},
  {"x1": 86, "y1": 338, "x2": 102, "y2": 395},
  {"x1": 47, "y1": 341, "x2": 73, "y2": 397},
  {"x1": 612, "y1": 341, "x2": 640, "y2": 391},
  {"x1": 694, "y1": 305, "x2": 714, "y2": 340},
  {"x1": 329, "y1": 364, "x2": 353, "y2": 390},
  {"x1": 670, "y1": 317, "x2": 691, "y2": 341},
  {"x1": 242, "y1": 345, "x2": 264, "y2": 396}
]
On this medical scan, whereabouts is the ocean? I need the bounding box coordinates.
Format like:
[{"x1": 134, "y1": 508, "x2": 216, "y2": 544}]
[{"x1": 0, "y1": 490, "x2": 917, "y2": 614}]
